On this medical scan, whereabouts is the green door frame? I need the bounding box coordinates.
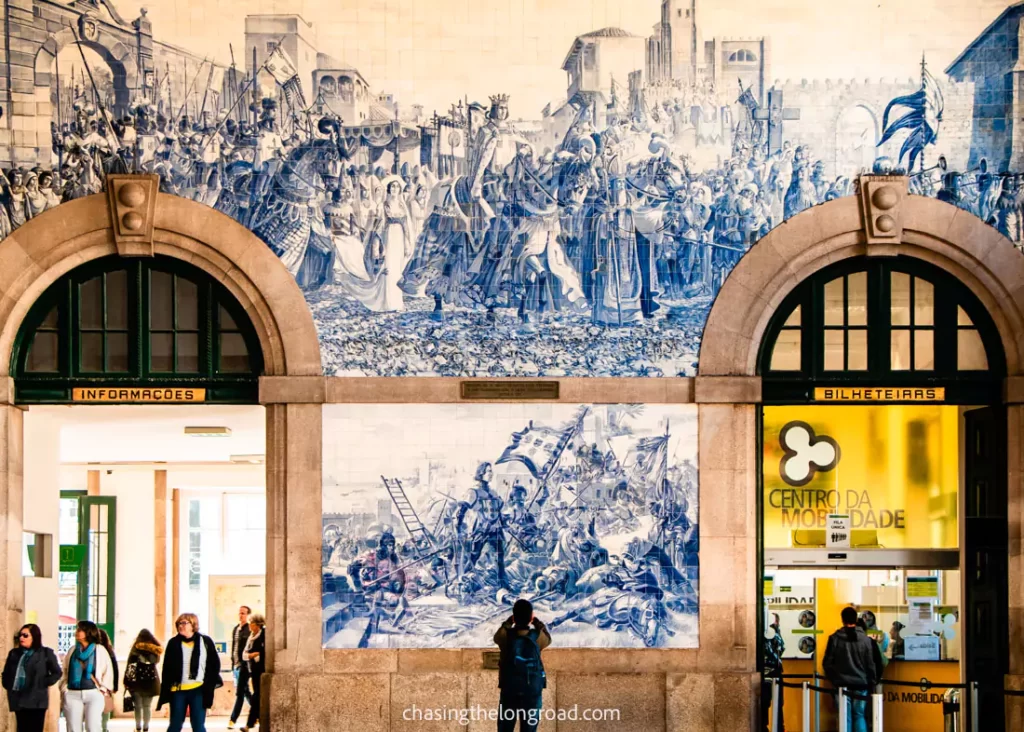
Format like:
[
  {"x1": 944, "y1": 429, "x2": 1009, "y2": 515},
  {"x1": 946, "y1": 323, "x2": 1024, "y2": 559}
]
[{"x1": 77, "y1": 496, "x2": 116, "y2": 641}]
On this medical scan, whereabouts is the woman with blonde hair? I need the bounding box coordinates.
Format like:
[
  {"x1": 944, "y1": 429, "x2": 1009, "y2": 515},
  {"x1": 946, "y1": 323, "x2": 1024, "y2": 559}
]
[
  {"x1": 156, "y1": 614, "x2": 221, "y2": 732},
  {"x1": 239, "y1": 614, "x2": 266, "y2": 732}
]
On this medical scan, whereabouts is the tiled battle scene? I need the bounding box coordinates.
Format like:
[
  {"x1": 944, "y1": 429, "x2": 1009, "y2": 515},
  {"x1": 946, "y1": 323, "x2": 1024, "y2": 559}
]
[{"x1": 321, "y1": 404, "x2": 699, "y2": 648}]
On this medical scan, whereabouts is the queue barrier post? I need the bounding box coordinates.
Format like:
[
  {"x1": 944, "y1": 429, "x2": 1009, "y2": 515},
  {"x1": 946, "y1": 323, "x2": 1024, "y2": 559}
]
[
  {"x1": 970, "y1": 682, "x2": 979, "y2": 732},
  {"x1": 942, "y1": 688, "x2": 961, "y2": 732},
  {"x1": 815, "y1": 676, "x2": 821, "y2": 732},
  {"x1": 770, "y1": 678, "x2": 780, "y2": 732},
  {"x1": 802, "y1": 681, "x2": 811, "y2": 732},
  {"x1": 872, "y1": 687, "x2": 884, "y2": 732},
  {"x1": 838, "y1": 687, "x2": 847, "y2": 732}
]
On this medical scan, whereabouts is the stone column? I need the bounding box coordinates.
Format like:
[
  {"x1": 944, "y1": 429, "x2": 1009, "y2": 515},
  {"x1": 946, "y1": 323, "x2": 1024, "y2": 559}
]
[
  {"x1": 154, "y1": 470, "x2": 168, "y2": 641},
  {"x1": 0, "y1": 380, "x2": 24, "y2": 732},
  {"x1": 262, "y1": 378, "x2": 326, "y2": 732},
  {"x1": 669, "y1": 377, "x2": 760, "y2": 731}
]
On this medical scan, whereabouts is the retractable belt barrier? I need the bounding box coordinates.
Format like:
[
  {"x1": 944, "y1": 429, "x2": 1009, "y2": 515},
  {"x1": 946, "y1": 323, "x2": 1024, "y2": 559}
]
[{"x1": 767, "y1": 673, "x2": 1024, "y2": 732}]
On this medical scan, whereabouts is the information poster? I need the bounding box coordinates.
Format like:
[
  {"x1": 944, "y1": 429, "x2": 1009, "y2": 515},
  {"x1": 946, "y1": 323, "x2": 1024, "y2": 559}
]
[
  {"x1": 904, "y1": 635, "x2": 941, "y2": 661},
  {"x1": 906, "y1": 576, "x2": 940, "y2": 603},
  {"x1": 762, "y1": 406, "x2": 960, "y2": 549}
]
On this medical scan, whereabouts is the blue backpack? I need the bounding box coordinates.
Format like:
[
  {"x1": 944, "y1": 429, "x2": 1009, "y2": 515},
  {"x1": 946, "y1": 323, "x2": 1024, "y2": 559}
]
[{"x1": 505, "y1": 629, "x2": 546, "y2": 697}]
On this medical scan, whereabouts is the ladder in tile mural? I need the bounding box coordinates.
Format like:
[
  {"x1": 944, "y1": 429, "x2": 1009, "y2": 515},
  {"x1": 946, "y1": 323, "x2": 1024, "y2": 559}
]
[{"x1": 381, "y1": 476, "x2": 433, "y2": 546}]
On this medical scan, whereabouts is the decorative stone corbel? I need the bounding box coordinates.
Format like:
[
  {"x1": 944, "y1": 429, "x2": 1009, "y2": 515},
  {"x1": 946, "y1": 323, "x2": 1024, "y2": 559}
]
[
  {"x1": 106, "y1": 174, "x2": 160, "y2": 256},
  {"x1": 857, "y1": 174, "x2": 908, "y2": 255}
]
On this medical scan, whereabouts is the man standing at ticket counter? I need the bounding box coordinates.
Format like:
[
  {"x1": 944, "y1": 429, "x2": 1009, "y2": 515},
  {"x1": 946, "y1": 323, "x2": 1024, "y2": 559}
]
[{"x1": 823, "y1": 607, "x2": 884, "y2": 732}]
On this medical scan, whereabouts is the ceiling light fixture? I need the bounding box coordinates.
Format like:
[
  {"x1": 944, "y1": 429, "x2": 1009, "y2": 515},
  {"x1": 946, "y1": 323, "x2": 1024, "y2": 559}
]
[
  {"x1": 184, "y1": 426, "x2": 232, "y2": 437},
  {"x1": 229, "y1": 454, "x2": 265, "y2": 464}
]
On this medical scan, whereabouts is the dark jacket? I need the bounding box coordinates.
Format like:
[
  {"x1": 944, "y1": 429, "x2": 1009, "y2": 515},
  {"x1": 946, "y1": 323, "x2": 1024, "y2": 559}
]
[
  {"x1": 1, "y1": 647, "x2": 61, "y2": 711},
  {"x1": 822, "y1": 626, "x2": 883, "y2": 691},
  {"x1": 105, "y1": 647, "x2": 119, "y2": 693},
  {"x1": 245, "y1": 630, "x2": 266, "y2": 678},
  {"x1": 230, "y1": 623, "x2": 251, "y2": 669},
  {"x1": 156, "y1": 634, "x2": 222, "y2": 711},
  {"x1": 124, "y1": 641, "x2": 163, "y2": 697},
  {"x1": 493, "y1": 618, "x2": 551, "y2": 690},
  {"x1": 763, "y1": 629, "x2": 785, "y2": 678}
]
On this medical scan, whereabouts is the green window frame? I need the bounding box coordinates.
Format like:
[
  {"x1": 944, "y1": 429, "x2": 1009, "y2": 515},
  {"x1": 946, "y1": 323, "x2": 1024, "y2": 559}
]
[
  {"x1": 77, "y1": 496, "x2": 116, "y2": 642},
  {"x1": 12, "y1": 256, "x2": 263, "y2": 403},
  {"x1": 757, "y1": 256, "x2": 1004, "y2": 404}
]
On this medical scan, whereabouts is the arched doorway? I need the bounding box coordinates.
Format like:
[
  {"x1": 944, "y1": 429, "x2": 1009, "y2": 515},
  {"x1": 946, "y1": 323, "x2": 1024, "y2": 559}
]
[
  {"x1": 0, "y1": 182, "x2": 321, "y2": 732},
  {"x1": 12, "y1": 254, "x2": 266, "y2": 655},
  {"x1": 757, "y1": 255, "x2": 1005, "y2": 730},
  {"x1": 698, "y1": 187, "x2": 1024, "y2": 732}
]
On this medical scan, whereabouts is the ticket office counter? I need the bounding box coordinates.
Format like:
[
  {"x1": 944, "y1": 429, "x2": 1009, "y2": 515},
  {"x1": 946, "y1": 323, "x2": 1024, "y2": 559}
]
[{"x1": 766, "y1": 568, "x2": 961, "y2": 732}]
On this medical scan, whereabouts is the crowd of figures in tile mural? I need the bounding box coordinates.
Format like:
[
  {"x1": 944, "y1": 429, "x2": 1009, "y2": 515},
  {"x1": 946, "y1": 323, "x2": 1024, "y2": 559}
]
[
  {"x1": 321, "y1": 404, "x2": 698, "y2": 649},
  {"x1": 4, "y1": 0, "x2": 1021, "y2": 377}
]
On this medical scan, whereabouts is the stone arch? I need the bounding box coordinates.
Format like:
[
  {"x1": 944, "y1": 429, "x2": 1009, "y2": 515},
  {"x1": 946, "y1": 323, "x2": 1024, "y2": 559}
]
[
  {"x1": 0, "y1": 191, "x2": 320, "y2": 378},
  {"x1": 698, "y1": 190, "x2": 1024, "y2": 377},
  {"x1": 34, "y1": 25, "x2": 138, "y2": 114}
]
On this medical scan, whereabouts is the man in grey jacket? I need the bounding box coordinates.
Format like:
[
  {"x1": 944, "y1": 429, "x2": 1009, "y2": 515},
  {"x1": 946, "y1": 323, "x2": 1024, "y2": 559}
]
[{"x1": 822, "y1": 607, "x2": 883, "y2": 732}]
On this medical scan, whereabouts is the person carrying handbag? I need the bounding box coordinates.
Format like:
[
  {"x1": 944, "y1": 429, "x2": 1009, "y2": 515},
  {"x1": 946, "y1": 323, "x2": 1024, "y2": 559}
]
[
  {"x1": 59, "y1": 621, "x2": 115, "y2": 732},
  {"x1": 123, "y1": 630, "x2": 162, "y2": 732},
  {"x1": 97, "y1": 629, "x2": 118, "y2": 732}
]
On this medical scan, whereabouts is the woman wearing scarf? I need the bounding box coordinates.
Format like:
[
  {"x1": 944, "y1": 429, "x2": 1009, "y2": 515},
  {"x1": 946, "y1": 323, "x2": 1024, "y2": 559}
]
[
  {"x1": 238, "y1": 614, "x2": 266, "y2": 732},
  {"x1": 157, "y1": 613, "x2": 222, "y2": 732},
  {"x1": 1, "y1": 624, "x2": 61, "y2": 732},
  {"x1": 59, "y1": 620, "x2": 114, "y2": 732}
]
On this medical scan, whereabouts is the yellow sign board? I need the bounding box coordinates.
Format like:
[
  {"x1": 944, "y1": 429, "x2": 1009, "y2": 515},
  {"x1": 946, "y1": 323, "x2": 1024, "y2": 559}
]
[
  {"x1": 763, "y1": 405, "x2": 959, "y2": 550},
  {"x1": 813, "y1": 387, "x2": 945, "y2": 402},
  {"x1": 72, "y1": 387, "x2": 206, "y2": 403}
]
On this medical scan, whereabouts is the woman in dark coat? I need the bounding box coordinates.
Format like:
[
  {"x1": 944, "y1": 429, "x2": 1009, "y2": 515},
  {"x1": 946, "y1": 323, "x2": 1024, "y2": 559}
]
[
  {"x1": 156, "y1": 613, "x2": 222, "y2": 732},
  {"x1": 1, "y1": 624, "x2": 62, "y2": 732},
  {"x1": 123, "y1": 629, "x2": 162, "y2": 731},
  {"x1": 239, "y1": 614, "x2": 266, "y2": 732}
]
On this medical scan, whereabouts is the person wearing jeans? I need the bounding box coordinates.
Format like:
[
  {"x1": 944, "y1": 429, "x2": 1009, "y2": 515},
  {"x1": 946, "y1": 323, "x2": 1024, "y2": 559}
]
[
  {"x1": 239, "y1": 614, "x2": 266, "y2": 732},
  {"x1": 823, "y1": 607, "x2": 883, "y2": 732},
  {"x1": 156, "y1": 613, "x2": 222, "y2": 732},
  {"x1": 59, "y1": 621, "x2": 114, "y2": 732},
  {"x1": 228, "y1": 606, "x2": 252, "y2": 729},
  {"x1": 1, "y1": 624, "x2": 62, "y2": 732}
]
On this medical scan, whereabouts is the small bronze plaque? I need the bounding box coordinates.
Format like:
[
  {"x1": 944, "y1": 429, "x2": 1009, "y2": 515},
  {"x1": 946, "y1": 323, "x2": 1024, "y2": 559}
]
[
  {"x1": 481, "y1": 651, "x2": 501, "y2": 669},
  {"x1": 460, "y1": 381, "x2": 560, "y2": 400}
]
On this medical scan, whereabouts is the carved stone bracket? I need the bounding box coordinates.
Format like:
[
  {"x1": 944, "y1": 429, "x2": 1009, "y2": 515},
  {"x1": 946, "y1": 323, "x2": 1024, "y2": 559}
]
[
  {"x1": 857, "y1": 174, "x2": 908, "y2": 255},
  {"x1": 106, "y1": 174, "x2": 160, "y2": 256}
]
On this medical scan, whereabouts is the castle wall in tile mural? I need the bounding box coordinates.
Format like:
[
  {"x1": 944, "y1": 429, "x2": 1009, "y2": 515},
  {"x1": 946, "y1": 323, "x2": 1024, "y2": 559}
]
[
  {"x1": 321, "y1": 404, "x2": 698, "y2": 649},
  {"x1": 2, "y1": 0, "x2": 1021, "y2": 376}
]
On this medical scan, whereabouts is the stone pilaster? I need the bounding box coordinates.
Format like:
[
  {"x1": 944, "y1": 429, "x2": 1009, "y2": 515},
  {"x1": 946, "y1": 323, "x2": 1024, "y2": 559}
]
[
  {"x1": 0, "y1": 379, "x2": 24, "y2": 732},
  {"x1": 697, "y1": 403, "x2": 758, "y2": 675},
  {"x1": 264, "y1": 402, "x2": 325, "y2": 681}
]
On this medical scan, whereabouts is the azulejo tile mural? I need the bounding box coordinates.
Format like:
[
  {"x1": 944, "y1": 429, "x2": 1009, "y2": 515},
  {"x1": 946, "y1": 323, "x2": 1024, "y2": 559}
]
[
  {"x1": 321, "y1": 404, "x2": 698, "y2": 649},
  {"x1": 5, "y1": 0, "x2": 1022, "y2": 375}
]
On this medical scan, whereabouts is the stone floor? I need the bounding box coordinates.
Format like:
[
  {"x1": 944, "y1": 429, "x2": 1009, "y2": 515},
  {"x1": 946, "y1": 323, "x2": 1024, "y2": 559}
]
[{"x1": 59, "y1": 718, "x2": 237, "y2": 731}]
